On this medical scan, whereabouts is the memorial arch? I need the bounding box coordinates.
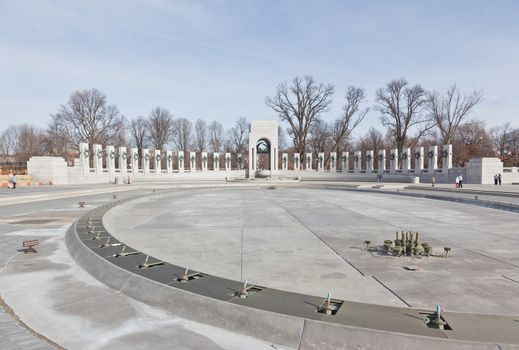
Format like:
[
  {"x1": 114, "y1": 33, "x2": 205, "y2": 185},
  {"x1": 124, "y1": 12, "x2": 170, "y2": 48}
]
[{"x1": 248, "y1": 120, "x2": 278, "y2": 178}]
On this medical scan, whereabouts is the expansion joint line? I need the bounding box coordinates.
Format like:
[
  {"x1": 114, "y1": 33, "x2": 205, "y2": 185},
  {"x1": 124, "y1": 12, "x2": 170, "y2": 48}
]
[{"x1": 276, "y1": 202, "x2": 365, "y2": 277}]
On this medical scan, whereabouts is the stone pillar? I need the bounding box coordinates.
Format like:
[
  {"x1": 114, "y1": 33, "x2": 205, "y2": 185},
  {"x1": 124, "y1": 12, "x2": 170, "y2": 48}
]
[
  {"x1": 366, "y1": 151, "x2": 374, "y2": 174},
  {"x1": 442, "y1": 144, "x2": 453, "y2": 171},
  {"x1": 237, "y1": 154, "x2": 243, "y2": 170},
  {"x1": 353, "y1": 151, "x2": 362, "y2": 173},
  {"x1": 306, "y1": 152, "x2": 312, "y2": 171},
  {"x1": 317, "y1": 152, "x2": 325, "y2": 172},
  {"x1": 189, "y1": 152, "x2": 196, "y2": 172},
  {"x1": 402, "y1": 148, "x2": 411, "y2": 175},
  {"x1": 142, "y1": 148, "x2": 150, "y2": 174},
  {"x1": 428, "y1": 145, "x2": 438, "y2": 172},
  {"x1": 93, "y1": 144, "x2": 103, "y2": 174},
  {"x1": 329, "y1": 152, "x2": 337, "y2": 172},
  {"x1": 378, "y1": 150, "x2": 386, "y2": 174},
  {"x1": 131, "y1": 148, "x2": 138, "y2": 174},
  {"x1": 119, "y1": 146, "x2": 128, "y2": 175},
  {"x1": 293, "y1": 153, "x2": 300, "y2": 170},
  {"x1": 178, "y1": 151, "x2": 185, "y2": 173},
  {"x1": 80, "y1": 142, "x2": 90, "y2": 175},
  {"x1": 341, "y1": 152, "x2": 349, "y2": 173},
  {"x1": 225, "y1": 153, "x2": 231, "y2": 171},
  {"x1": 248, "y1": 145, "x2": 254, "y2": 178},
  {"x1": 201, "y1": 152, "x2": 208, "y2": 171},
  {"x1": 414, "y1": 146, "x2": 424, "y2": 172},
  {"x1": 166, "y1": 151, "x2": 173, "y2": 173},
  {"x1": 213, "y1": 153, "x2": 220, "y2": 171},
  {"x1": 281, "y1": 153, "x2": 288, "y2": 170},
  {"x1": 106, "y1": 145, "x2": 116, "y2": 175},
  {"x1": 272, "y1": 148, "x2": 277, "y2": 171},
  {"x1": 389, "y1": 149, "x2": 398, "y2": 174},
  {"x1": 154, "y1": 150, "x2": 161, "y2": 173}
]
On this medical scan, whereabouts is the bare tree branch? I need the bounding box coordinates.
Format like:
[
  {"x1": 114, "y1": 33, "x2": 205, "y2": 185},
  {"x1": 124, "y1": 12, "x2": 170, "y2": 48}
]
[
  {"x1": 194, "y1": 119, "x2": 208, "y2": 152},
  {"x1": 147, "y1": 107, "x2": 174, "y2": 150},
  {"x1": 52, "y1": 88, "x2": 126, "y2": 152},
  {"x1": 427, "y1": 84, "x2": 483, "y2": 144},
  {"x1": 329, "y1": 86, "x2": 368, "y2": 153},
  {"x1": 208, "y1": 121, "x2": 224, "y2": 153},
  {"x1": 266, "y1": 76, "x2": 334, "y2": 160},
  {"x1": 172, "y1": 118, "x2": 193, "y2": 153},
  {"x1": 376, "y1": 78, "x2": 431, "y2": 158}
]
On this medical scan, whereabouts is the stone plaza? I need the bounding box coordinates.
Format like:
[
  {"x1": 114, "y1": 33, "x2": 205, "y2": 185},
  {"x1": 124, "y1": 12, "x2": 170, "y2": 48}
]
[{"x1": 0, "y1": 121, "x2": 518, "y2": 349}]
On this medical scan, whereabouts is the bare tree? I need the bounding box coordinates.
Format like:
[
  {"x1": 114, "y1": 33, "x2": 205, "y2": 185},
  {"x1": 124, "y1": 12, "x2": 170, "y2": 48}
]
[
  {"x1": 0, "y1": 125, "x2": 19, "y2": 161},
  {"x1": 227, "y1": 117, "x2": 249, "y2": 156},
  {"x1": 208, "y1": 121, "x2": 224, "y2": 153},
  {"x1": 194, "y1": 119, "x2": 208, "y2": 152},
  {"x1": 147, "y1": 107, "x2": 174, "y2": 150},
  {"x1": 309, "y1": 118, "x2": 331, "y2": 154},
  {"x1": 490, "y1": 123, "x2": 519, "y2": 166},
  {"x1": 329, "y1": 86, "x2": 368, "y2": 153},
  {"x1": 0, "y1": 124, "x2": 45, "y2": 162},
  {"x1": 52, "y1": 88, "x2": 126, "y2": 151},
  {"x1": 427, "y1": 84, "x2": 483, "y2": 144},
  {"x1": 490, "y1": 122, "x2": 512, "y2": 157},
  {"x1": 172, "y1": 118, "x2": 193, "y2": 153},
  {"x1": 16, "y1": 124, "x2": 45, "y2": 161},
  {"x1": 376, "y1": 78, "x2": 432, "y2": 158},
  {"x1": 361, "y1": 127, "x2": 386, "y2": 154},
  {"x1": 507, "y1": 128, "x2": 519, "y2": 166},
  {"x1": 266, "y1": 76, "x2": 334, "y2": 159},
  {"x1": 452, "y1": 120, "x2": 494, "y2": 165},
  {"x1": 129, "y1": 116, "x2": 148, "y2": 150},
  {"x1": 45, "y1": 115, "x2": 72, "y2": 158}
]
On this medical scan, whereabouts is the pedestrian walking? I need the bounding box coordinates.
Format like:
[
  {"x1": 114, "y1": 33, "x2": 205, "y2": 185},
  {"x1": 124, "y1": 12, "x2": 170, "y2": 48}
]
[
  {"x1": 498, "y1": 173, "x2": 502, "y2": 185},
  {"x1": 455, "y1": 176, "x2": 460, "y2": 188},
  {"x1": 458, "y1": 174, "x2": 463, "y2": 188}
]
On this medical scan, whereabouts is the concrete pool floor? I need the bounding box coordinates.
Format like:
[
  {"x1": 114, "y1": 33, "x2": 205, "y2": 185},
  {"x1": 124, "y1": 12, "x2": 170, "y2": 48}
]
[{"x1": 105, "y1": 187, "x2": 519, "y2": 315}]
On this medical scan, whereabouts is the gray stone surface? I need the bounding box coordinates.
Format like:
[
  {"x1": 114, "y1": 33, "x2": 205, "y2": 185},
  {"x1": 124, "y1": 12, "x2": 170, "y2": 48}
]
[
  {"x1": 106, "y1": 187, "x2": 519, "y2": 314},
  {"x1": 2, "y1": 182, "x2": 519, "y2": 349},
  {"x1": 0, "y1": 186, "x2": 284, "y2": 350}
]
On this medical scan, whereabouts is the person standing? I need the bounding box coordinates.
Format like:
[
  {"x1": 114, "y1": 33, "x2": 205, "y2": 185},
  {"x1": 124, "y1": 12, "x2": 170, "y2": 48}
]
[
  {"x1": 494, "y1": 174, "x2": 498, "y2": 185},
  {"x1": 458, "y1": 173, "x2": 463, "y2": 188},
  {"x1": 455, "y1": 175, "x2": 460, "y2": 188},
  {"x1": 12, "y1": 173, "x2": 17, "y2": 189},
  {"x1": 498, "y1": 173, "x2": 502, "y2": 185},
  {"x1": 8, "y1": 171, "x2": 14, "y2": 189},
  {"x1": 431, "y1": 175, "x2": 436, "y2": 187}
]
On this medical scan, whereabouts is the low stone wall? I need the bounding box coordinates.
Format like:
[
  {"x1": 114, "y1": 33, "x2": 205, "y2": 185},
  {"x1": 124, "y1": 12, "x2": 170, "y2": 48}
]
[
  {"x1": 0, "y1": 175, "x2": 35, "y2": 187},
  {"x1": 28, "y1": 155, "x2": 516, "y2": 185}
]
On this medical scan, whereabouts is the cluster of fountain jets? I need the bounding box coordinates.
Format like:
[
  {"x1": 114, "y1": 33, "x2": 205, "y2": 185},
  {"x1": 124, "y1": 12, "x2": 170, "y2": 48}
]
[
  {"x1": 87, "y1": 215, "x2": 451, "y2": 328},
  {"x1": 363, "y1": 231, "x2": 452, "y2": 258}
]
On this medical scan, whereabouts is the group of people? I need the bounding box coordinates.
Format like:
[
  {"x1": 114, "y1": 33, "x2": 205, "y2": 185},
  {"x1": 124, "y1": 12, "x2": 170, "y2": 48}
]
[
  {"x1": 494, "y1": 173, "x2": 502, "y2": 185},
  {"x1": 455, "y1": 174, "x2": 463, "y2": 188}
]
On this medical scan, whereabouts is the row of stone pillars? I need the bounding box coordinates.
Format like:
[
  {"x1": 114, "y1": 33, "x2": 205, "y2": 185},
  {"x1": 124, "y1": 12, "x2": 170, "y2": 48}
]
[
  {"x1": 79, "y1": 143, "x2": 244, "y2": 175},
  {"x1": 279, "y1": 145, "x2": 453, "y2": 173}
]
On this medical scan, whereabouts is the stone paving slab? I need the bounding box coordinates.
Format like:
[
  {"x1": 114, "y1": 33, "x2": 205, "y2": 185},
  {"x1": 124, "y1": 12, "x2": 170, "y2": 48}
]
[{"x1": 0, "y1": 188, "x2": 295, "y2": 350}]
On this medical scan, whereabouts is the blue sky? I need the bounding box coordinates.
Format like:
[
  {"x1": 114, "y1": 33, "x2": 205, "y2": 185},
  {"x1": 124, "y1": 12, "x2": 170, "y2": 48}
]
[{"x1": 1, "y1": 0, "x2": 518, "y2": 137}]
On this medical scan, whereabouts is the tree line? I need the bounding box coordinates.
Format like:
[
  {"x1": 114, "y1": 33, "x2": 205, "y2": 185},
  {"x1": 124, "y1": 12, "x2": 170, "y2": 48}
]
[{"x1": 1, "y1": 77, "x2": 518, "y2": 167}]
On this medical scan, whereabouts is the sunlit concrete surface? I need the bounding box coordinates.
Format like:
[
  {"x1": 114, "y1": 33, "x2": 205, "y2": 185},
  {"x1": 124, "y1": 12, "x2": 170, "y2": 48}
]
[
  {"x1": 106, "y1": 187, "x2": 519, "y2": 314},
  {"x1": 0, "y1": 187, "x2": 290, "y2": 350}
]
